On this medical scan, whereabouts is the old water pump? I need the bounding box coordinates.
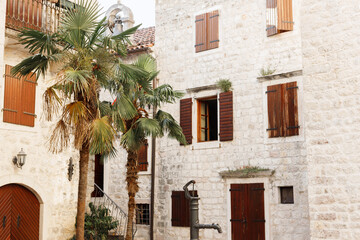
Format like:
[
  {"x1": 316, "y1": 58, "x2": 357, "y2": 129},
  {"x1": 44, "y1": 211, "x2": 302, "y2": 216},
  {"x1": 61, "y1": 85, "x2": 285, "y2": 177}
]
[{"x1": 183, "y1": 180, "x2": 222, "y2": 240}]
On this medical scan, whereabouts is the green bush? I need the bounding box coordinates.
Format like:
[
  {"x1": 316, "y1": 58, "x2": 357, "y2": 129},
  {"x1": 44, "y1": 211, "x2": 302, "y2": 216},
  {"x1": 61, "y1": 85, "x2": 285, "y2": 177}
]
[{"x1": 71, "y1": 202, "x2": 118, "y2": 240}]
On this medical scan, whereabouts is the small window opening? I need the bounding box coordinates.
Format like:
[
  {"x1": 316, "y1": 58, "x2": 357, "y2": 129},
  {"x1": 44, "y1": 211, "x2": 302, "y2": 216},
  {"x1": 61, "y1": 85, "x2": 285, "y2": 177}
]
[
  {"x1": 280, "y1": 186, "x2": 294, "y2": 204},
  {"x1": 136, "y1": 204, "x2": 150, "y2": 225},
  {"x1": 198, "y1": 97, "x2": 218, "y2": 142}
]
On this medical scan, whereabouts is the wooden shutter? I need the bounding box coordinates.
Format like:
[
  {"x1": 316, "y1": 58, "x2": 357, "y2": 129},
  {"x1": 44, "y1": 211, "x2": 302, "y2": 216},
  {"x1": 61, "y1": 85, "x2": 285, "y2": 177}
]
[
  {"x1": 219, "y1": 91, "x2": 233, "y2": 141},
  {"x1": 284, "y1": 82, "x2": 299, "y2": 136},
  {"x1": 21, "y1": 73, "x2": 37, "y2": 127},
  {"x1": 266, "y1": 0, "x2": 278, "y2": 36},
  {"x1": 3, "y1": 65, "x2": 21, "y2": 125},
  {"x1": 138, "y1": 141, "x2": 148, "y2": 171},
  {"x1": 207, "y1": 10, "x2": 219, "y2": 50},
  {"x1": 266, "y1": 84, "x2": 281, "y2": 138},
  {"x1": 195, "y1": 14, "x2": 206, "y2": 53},
  {"x1": 180, "y1": 98, "x2": 192, "y2": 145},
  {"x1": 248, "y1": 184, "x2": 265, "y2": 240},
  {"x1": 230, "y1": 184, "x2": 247, "y2": 240},
  {"x1": 277, "y1": 0, "x2": 293, "y2": 31}
]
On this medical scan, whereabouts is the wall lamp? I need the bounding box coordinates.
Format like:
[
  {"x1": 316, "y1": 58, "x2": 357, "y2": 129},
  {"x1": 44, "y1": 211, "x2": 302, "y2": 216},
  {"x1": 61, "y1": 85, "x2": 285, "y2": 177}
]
[{"x1": 13, "y1": 148, "x2": 27, "y2": 169}]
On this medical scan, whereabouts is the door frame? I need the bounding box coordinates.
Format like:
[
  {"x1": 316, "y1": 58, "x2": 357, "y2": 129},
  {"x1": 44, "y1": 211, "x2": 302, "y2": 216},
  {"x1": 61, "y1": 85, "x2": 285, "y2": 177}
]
[
  {"x1": 0, "y1": 175, "x2": 47, "y2": 240},
  {"x1": 226, "y1": 178, "x2": 271, "y2": 240}
]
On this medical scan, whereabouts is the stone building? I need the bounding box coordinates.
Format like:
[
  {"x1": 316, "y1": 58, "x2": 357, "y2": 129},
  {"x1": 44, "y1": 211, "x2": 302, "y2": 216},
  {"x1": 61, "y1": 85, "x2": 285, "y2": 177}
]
[{"x1": 151, "y1": 0, "x2": 360, "y2": 240}]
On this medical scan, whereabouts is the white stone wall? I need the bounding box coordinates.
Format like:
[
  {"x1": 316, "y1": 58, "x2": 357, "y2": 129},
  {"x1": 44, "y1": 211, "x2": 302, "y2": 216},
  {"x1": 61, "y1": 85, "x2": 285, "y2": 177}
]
[
  {"x1": 154, "y1": 0, "x2": 310, "y2": 239},
  {"x1": 300, "y1": 0, "x2": 360, "y2": 239},
  {"x1": 0, "y1": 33, "x2": 79, "y2": 239}
]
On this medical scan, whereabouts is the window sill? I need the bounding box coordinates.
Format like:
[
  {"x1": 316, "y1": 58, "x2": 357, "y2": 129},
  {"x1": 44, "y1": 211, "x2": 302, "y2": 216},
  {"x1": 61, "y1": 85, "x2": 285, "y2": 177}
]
[{"x1": 192, "y1": 141, "x2": 221, "y2": 150}]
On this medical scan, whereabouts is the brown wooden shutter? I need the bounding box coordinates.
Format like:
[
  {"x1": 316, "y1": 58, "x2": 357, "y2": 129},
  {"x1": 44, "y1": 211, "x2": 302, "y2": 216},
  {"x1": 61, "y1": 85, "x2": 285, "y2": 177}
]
[
  {"x1": 171, "y1": 191, "x2": 181, "y2": 226},
  {"x1": 219, "y1": 91, "x2": 233, "y2": 141},
  {"x1": 277, "y1": 0, "x2": 293, "y2": 31},
  {"x1": 284, "y1": 82, "x2": 299, "y2": 136},
  {"x1": 3, "y1": 65, "x2": 21, "y2": 125},
  {"x1": 248, "y1": 183, "x2": 265, "y2": 240},
  {"x1": 138, "y1": 141, "x2": 148, "y2": 171},
  {"x1": 180, "y1": 98, "x2": 192, "y2": 145},
  {"x1": 195, "y1": 14, "x2": 206, "y2": 53},
  {"x1": 20, "y1": 73, "x2": 37, "y2": 127},
  {"x1": 207, "y1": 10, "x2": 219, "y2": 50},
  {"x1": 230, "y1": 184, "x2": 247, "y2": 239},
  {"x1": 266, "y1": 84, "x2": 281, "y2": 138},
  {"x1": 266, "y1": 0, "x2": 278, "y2": 36}
]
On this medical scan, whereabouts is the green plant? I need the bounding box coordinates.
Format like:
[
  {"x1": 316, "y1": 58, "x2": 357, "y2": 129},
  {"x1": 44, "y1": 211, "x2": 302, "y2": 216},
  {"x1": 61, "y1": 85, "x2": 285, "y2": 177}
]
[
  {"x1": 226, "y1": 166, "x2": 270, "y2": 175},
  {"x1": 259, "y1": 66, "x2": 276, "y2": 76},
  {"x1": 216, "y1": 79, "x2": 232, "y2": 92}
]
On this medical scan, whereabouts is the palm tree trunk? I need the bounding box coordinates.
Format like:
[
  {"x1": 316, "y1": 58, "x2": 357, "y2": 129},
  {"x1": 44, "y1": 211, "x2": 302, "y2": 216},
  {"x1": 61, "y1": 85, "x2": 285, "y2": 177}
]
[
  {"x1": 125, "y1": 150, "x2": 139, "y2": 240},
  {"x1": 76, "y1": 142, "x2": 90, "y2": 240}
]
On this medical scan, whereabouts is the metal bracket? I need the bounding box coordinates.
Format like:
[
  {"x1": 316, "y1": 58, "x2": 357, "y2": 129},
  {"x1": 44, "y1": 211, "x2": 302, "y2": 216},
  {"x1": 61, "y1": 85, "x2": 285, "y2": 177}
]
[
  {"x1": 68, "y1": 157, "x2": 74, "y2": 181},
  {"x1": 2, "y1": 216, "x2": 5, "y2": 228},
  {"x1": 194, "y1": 43, "x2": 204, "y2": 47},
  {"x1": 265, "y1": 90, "x2": 276, "y2": 94},
  {"x1": 266, "y1": 127, "x2": 278, "y2": 131},
  {"x1": 209, "y1": 40, "x2": 220, "y2": 43}
]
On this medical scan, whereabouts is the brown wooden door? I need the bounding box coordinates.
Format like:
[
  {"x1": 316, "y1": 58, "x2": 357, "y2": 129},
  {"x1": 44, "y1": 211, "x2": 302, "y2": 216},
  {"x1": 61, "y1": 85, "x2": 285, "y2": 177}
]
[
  {"x1": 231, "y1": 183, "x2": 265, "y2": 240},
  {"x1": 0, "y1": 184, "x2": 40, "y2": 240}
]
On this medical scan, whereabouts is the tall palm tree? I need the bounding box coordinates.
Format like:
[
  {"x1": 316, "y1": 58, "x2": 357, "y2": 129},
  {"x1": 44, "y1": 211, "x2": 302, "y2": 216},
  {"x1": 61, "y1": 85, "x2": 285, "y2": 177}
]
[
  {"x1": 11, "y1": 1, "x2": 143, "y2": 239},
  {"x1": 109, "y1": 55, "x2": 187, "y2": 240}
]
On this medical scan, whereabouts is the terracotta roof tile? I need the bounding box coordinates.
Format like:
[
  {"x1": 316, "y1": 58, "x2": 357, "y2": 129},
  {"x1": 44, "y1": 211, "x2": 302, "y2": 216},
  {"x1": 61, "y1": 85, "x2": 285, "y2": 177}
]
[{"x1": 128, "y1": 26, "x2": 155, "y2": 52}]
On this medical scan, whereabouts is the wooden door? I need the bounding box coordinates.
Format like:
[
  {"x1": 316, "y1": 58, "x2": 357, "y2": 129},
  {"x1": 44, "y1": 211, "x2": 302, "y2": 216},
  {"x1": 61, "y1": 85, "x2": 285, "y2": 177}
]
[
  {"x1": 230, "y1": 183, "x2": 265, "y2": 240},
  {"x1": 0, "y1": 184, "x2": 40, "y2": 240}
]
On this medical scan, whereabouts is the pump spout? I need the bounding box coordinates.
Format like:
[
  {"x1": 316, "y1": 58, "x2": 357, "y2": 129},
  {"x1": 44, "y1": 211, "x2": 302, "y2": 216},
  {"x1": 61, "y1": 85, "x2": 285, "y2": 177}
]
[{"x1": 195, "y1": 223, "x2": 222, "y2": 233}]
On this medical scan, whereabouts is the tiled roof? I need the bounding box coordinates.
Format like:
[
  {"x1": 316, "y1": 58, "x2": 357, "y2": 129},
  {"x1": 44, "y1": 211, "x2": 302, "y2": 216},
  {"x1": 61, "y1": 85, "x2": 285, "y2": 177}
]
[{"x1": 128, "y1": 26, "x2": 155, "y2": 53}]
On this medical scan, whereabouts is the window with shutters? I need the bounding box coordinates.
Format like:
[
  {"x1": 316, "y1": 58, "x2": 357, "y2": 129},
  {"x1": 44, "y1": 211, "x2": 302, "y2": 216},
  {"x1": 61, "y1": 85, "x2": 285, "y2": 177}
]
[
  {"x1": 171, "y1": 190, "x2": 197, "y2": 227},
  {"x1": 195, "y1": 10, "x2": 219, "y2": 53},
  {"x1": 180, "y1": 91, "x2": 233, "y2": 145},
  {"x1": 280, "y1": 186, "x2": 294, "y2": 204},
  {"x1": 266, "y1": 81, "x2": 299, "y2": 138},
  {"x1": 266, "y1": 0, "x2": 293, "y2": 37},
  {"x1": 138, "y1": 141, "x2": 148, "y2": 172},
  {"x1": 136, "y1": 204, "x2": 150, "y2": 225},
  {"x1": 3, "y1": 65, "x2": 37, "y2": 127}
]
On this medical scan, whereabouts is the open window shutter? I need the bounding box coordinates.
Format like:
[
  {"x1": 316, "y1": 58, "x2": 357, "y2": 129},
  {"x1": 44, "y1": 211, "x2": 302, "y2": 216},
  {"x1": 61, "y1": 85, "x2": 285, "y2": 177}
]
[
  {"x1": 277, "y1": 0, "x2": 293, "y2": 31},
  {"x1": 266, "y1": 0, "x2": 278, "y2": 36},
  {"x1": 138, "y1": 141, "x2": 148, "y2": 171},
  {"x1": 266, "y1": 84, "x2": 281, "y2": 137},
  {"x1": 171, "y1": 191, "x2": 181, "y2": 226},
  {"x1": 248, "y1": 183, "x2": 265, "y2": 239},
  {"x1": 195, "y1": 13, "x2": 206, "y2": 53},
  {"x1": 3, "y1": 65, "x2": 21, "y2": 125},
  {"x1": 180, "y1": 98, "x2": 192, "y2": 145},
  {"x1": 284, "y1": 82, "x2": 299, "y2": 136},
  {"x1": 207, "y1": 10, "x2": 219, "y2": 50},
  {"x1": 20, "y1": 73, "x2": 37, "y2": 127},
  {"x1": 219, "y1": 91, "x2": 233, "y2": 141}
]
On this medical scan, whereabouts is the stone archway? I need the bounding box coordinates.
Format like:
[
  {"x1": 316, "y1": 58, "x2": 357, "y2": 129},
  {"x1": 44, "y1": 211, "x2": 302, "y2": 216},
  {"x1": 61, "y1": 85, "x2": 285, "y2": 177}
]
[{"x1": 0, "y1": 184, "x2": 40, "y2": 240}]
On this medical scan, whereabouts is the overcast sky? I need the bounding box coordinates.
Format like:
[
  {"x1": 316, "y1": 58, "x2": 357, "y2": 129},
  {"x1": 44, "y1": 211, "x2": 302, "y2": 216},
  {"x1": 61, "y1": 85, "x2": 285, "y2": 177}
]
[{"x1": 98, "y1": 0, "x2": 155, "y2": 28}]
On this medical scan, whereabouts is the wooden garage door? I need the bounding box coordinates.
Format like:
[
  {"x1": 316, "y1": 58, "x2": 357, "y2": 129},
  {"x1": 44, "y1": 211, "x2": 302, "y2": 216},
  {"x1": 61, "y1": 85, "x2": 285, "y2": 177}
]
[
  {"x1": 0, "y1": 184, "x2": 40, "y2": 240},
  {"x1": 230, "y1": 183, "x2": 265, "y2": 240}
]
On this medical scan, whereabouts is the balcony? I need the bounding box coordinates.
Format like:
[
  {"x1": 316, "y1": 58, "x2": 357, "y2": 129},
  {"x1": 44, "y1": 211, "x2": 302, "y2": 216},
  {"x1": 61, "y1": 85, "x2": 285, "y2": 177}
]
[{"x1": 6, "y1": 0, "x2": 65, "y2": 34}]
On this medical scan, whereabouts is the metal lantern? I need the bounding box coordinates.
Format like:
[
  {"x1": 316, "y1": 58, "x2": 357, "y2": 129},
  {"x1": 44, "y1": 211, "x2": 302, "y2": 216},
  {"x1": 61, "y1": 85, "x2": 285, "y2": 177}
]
[{"x1": 13, "y1": 148, "x2": 27, "y2": 168}]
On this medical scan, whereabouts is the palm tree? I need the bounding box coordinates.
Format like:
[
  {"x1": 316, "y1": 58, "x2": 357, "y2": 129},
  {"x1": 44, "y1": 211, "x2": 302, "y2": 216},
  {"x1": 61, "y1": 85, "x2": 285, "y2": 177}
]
[
  {"x1": 11, "y1": 1, "x2": 143, "y2": 239},
  {"x1": 108, "y1": 55, "x2": 187, "y2": 240}
]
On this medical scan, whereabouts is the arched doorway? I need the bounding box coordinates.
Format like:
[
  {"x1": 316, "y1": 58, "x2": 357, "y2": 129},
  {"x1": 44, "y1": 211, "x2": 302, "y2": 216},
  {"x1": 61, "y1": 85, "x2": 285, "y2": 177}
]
[{"x1": 0, "y1": 184, "x2": 40, "y2": 239}]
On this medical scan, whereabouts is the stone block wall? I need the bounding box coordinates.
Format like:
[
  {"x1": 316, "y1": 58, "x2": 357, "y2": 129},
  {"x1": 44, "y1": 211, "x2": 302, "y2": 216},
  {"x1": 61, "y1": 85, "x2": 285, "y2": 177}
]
[{"x1": 300, "y1": 0, "x2": 360, "y2": 239}]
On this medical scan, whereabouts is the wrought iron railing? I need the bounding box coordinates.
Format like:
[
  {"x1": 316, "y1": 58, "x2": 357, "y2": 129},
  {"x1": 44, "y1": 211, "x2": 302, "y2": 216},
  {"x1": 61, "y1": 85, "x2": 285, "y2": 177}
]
[
  {"x1": 92, "y1": 183, "x2": 137, "y2": 240},
  {"x1": 6, "y1": 0, "x2": 64, "y2": 34}
]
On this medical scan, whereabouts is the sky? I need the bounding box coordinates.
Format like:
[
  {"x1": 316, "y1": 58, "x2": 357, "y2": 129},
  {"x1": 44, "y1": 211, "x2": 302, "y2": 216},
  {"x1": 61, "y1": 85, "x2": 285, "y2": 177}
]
[{"x1": 97, "y1": 0, "x2": 155, "y2": 28}]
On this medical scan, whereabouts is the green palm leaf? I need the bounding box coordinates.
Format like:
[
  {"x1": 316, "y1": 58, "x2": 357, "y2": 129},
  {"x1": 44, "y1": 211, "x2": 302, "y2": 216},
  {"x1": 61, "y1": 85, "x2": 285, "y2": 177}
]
[{"x1": 89, "y1": 116, "x2": 116, "y2": 156}]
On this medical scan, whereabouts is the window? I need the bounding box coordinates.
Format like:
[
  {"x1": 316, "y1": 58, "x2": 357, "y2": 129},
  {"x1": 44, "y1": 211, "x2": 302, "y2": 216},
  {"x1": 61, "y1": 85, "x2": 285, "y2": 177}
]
[
  {"x1": 91, "y1": 154, "x2": 104, "y2": 197},
  {"x1": 197, "y1": 97, "x2": 218, "y2": 142},
  {"x1": 180, "y1": 91, "x2": 233, "y2": 144},
  {"x1": 171, "y1": 191, "x2": 197, "y2": 227},
  {"x1": 3, "y1": 65, "x2": 36, "y2": 127},
  {"x1": 138, "y1": 141, "x2": 148, "y2": 172},
  {"x1": 280, "y1": 186, "x2": 294, "y2": 204},
  {"x1": 266, "y1": 81, "x2": 299, "y2": 138},
  {"x1": 266, "y1": 0, "x2": 293, "y2": 37},
  {"x1": 136, "y1": 204, "x2": 150, "y2": 225},
  {"x1": 195, "y1": 10, "x2": 219, "y2": 53}
]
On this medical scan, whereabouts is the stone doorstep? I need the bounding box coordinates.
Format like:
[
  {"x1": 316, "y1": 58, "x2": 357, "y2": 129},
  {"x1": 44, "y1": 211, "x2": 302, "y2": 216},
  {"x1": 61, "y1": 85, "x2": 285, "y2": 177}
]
[{"x1": 219, "y1": 169, "x2": 275, "y2": 178}]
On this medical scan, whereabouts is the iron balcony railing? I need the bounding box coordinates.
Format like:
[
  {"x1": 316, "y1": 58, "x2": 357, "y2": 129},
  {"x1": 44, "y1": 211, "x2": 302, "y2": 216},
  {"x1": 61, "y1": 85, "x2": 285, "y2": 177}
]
[
  {"x1": 6, "y1": 0, "x2": 65, "y2": 34},
  {"x1": 92, "y1": 183, "x2": 137, "y2": 240}
]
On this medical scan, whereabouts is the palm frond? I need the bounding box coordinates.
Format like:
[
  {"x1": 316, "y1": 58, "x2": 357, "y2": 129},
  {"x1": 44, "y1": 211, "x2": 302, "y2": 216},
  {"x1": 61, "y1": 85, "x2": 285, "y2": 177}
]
[
  {"x1": 43, "y1": 85, "x2": 62, "y2": 121},
  {"x1": 120, "y1": 127, "x2": 142, "y2": 151},
  {"x1": 155, "y1": 110, "x2": 187, "y2": 145},
  {"x1": 18, "y1": 29, "x2": 59, "y2": 55},
  {"x1": 49, "y1": 119, "x2": 70, "y2": 153},
  {"x1": 99, "y1": 101, "x2": 112, "y2": 117},
  {"x1": 87, "y1": 17, "x2": 107, "y2": 49},
  {"x1": 110, "y1": 24, "x2": 141, "y2": 44},
  {"x1": 63, "y1": 68, "x2": 92, "y2": 97},
  {"x1": 62, "y1": 101, "x2": 90, "y2": 126},
  {"x1": 112, "y1": 94, "x2": 138, "y2": 120},
  {"x1": 135, "y1": 118, "x2": 161, "y2": 138},
  {"x1": 89, "y1": 116, "x2": 117, "y2": 156}
]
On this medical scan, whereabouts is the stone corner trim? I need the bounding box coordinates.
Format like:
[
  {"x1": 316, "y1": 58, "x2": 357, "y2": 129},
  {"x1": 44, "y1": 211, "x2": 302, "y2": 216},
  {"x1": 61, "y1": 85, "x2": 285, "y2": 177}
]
[
  {"x1": 219, "y1": 169, "x2": 275, "y2": 179},
  {"x1": 186, "y1": 84, "x2": 218, "y2": 93},
  {"x1": 257, "y1": 70, "x2": 303, "y2": 82}
]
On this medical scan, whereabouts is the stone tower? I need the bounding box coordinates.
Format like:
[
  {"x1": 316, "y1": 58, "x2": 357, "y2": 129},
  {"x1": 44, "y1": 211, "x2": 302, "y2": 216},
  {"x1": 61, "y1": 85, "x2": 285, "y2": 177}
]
[{"x1": 106, "y1": 0, "x2": 135, "y2": 36}]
